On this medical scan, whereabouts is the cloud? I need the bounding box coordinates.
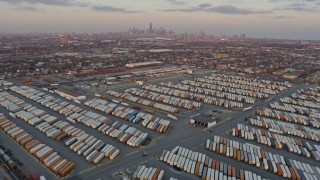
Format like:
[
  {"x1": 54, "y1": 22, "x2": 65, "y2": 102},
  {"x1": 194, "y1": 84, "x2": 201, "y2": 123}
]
[
  {"x1": 14, "y1": 6, "x2": 40, "y2": 11},
  {"x1": 207, "y1": 5, "x2": 271, "y2": 14},
  {"x1": 91, "y1": 5, "x2": 141, "y2": 13},
  {"x1": 0, "y1": 0, "x2": 88, "y2": 7},
  {"x1": 168, "y1": 0, "x2": 186, "y2": 5},
  {"x1": 198, "y1": 3, "x2": 212, "y2": 8},
  {"x1": 0, "y1": 0, "x2": 141, "y2": 13},
  {"x1": 274, "y1": 15, "x2": 293, "y2": 19},
  {"x1": 162, "y1": 4, "x2": 272, "y2": 15}
]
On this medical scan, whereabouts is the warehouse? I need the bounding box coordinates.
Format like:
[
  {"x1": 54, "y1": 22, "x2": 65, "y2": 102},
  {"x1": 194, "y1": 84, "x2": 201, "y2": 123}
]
[
  {"x1": 55, "y1": 88, "x2": 86, "y2": 101},
  {"x1": 125, "y1": 61, "x2": 163, "y2": 68},
  {"x1": 189, "y1": 115, "x2": 217, "y2": 128}
]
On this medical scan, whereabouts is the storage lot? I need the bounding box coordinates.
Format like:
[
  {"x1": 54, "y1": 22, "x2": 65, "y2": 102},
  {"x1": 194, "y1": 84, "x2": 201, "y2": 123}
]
[{"x1": 1, "y1": 71, "x2": 318, "y2": 180}]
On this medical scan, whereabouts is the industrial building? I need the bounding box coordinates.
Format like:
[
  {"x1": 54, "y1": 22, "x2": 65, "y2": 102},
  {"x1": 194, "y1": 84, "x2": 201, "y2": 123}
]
[
  {"x1": 125, "y1": 61, "x2": 163, "y2": 68},
  {"x1": 189, "y1": 114, "x2": 217, "y2": 128},
  {"x1": 54, "y1": 88, "x2": 86, "y2": 102}
]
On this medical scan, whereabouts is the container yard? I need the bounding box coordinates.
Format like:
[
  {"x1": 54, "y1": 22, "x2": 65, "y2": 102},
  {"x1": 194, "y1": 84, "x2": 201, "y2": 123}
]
[
  {"x1": 1, "y1": 70, "x2": 317, "y2": 180},
  {"x1": 0, "y1": 114, "x2": 75, "y2": 178},
  {"x1": 206, "y1": 136, "x2": 320, "y2": 179},
  {"x1": 9, "y1": 85, "x2": 149, "y2": 147},
  {"x1": 159, "y1": 146, "x2": 268, "y2": 180}
]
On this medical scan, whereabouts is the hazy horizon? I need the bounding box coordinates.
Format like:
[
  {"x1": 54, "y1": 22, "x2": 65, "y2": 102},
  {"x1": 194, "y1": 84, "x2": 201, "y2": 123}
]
[{"x1": 1, "y1": 0, "x2": 320, "y2": 40}]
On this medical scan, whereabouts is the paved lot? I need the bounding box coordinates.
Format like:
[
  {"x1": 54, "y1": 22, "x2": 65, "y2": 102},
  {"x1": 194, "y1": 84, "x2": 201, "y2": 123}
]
[{"x1": 0, "y1": 75, "x2": 314, "y2": 180}]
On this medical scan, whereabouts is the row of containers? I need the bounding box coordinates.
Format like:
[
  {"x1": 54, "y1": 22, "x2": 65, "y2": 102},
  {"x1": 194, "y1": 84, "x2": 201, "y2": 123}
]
[
  {"x1": 279, "y1": 97, "x2": 320, "y2": 113},
  {"x1": 124, "y1": 88, "x2": 201, "y2": 110},
  {"x1": 206, "y1": 136, "x2": 320, "y2": 180},
  {"x1": 269, "y1": 102, "x2": 319, "y2": 117},
  {"x1": 172, "y1": 80, "x2": 258, "y2": 103},
  {"x1": 195, "y1": 77, "x2": 280, "y2": 95},
  {"x1": 291, "y1": 88, "x2": 320, "y2": 102},
  {"x1": 106, "y1": 90, "x2": 180, "y2": 114},
  {"x1": 232, "y1": 124, "x2": 320, "y2": 161},
  {"x1": 0, "y1": 114, "x2": 75, "y2": 177},
  {"x1": 203, "y1": 74, "x2": 292, "y2": 91},
  {"x1": 256, "y1": 108, "x2": 320, "y2": 129},
  {"x1": 10, "y1": 86, "x2": 149, "y2": 147},
  {"x1": 132, "y1": 165, "x2": 164, "y2": 180},
  {"x1": 0, "y1": 91, "x2": 120, "y2": 163},
  {"x1": 144, "y1": 84, "x2": 244, "y2": 109},
  {"x1": 85, "y1": 98, "x2": 171, "y2": 134},
  {"x1": 181, "y1": 79, "x2": 269, "y2": 99},
  {"x1": 249, "y1": 116, "x2": 320, "y2": 143},
  {"x1": 158, "y1": 82, "x2": 256, "y2": 104},
  {"x1": 159, "y1": 146, "x2": 267, "y2": 180}
]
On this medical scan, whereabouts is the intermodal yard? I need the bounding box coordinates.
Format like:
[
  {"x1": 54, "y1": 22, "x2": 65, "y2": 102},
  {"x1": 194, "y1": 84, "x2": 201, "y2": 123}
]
[{"x1": 0, "y1": 67, "x2": 319, "y2": 180}]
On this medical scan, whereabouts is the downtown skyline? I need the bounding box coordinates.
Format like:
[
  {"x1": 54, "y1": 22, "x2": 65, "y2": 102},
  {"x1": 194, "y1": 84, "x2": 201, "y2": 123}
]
[{"x1": 0, "y1": 0, "x2": 320, "y2": 39}]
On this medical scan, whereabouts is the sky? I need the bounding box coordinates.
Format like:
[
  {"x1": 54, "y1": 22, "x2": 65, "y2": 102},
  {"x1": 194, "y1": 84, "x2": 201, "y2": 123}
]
[{"x1": 0, "y1": 0, "x2": 320, "y2": 39}]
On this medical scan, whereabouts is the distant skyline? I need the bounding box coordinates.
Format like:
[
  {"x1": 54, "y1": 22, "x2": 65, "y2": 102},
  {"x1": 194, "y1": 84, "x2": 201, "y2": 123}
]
[{"x1": 0, "y1": 0, "x2": 320, "y2": 39}]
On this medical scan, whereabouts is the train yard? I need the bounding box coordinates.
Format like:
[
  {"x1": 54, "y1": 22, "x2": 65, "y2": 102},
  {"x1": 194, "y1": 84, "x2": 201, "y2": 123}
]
[{"x1": 0, "y1": 69, "x2": 319, "y2": 180}]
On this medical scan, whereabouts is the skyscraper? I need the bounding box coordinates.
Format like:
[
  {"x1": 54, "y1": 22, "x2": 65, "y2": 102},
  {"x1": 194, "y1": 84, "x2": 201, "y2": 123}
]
[{"x1": 148, "y1": 22, "x2": 153, "y2": 34}]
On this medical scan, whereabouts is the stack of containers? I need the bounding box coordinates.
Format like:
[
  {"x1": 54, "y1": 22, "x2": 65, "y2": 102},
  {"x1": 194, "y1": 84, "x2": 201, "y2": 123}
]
[
  {"x1": 256, "y1": 108, "x2": 320, "y2": 128},
  {"x1": 132, "y1": 165, "x2": 164, "y2": 180},
  {"x1": 204, "y1": 74, "x2": 291, "y2": 90},
  {"x1": 160, "y1": 82, "x2": 243, "y2": 108},
  {"x1": 160, "y1": 146, "x2": 267, "y2": 180},
  {"x1": 0, "y1": 90, "x2": 120, "y2": 162},
  {"x1": 107, "y1": 90, "x2": 180, "y2": 114},
  {"x1": 86, "y1": 97, "x2": 171, "y2": 134},
  {"x1": 206, "y1": 136, "x2": 320, "y2": 179},
  {"x1": 181, "y1": 79, "x2": 269, "y2": 99},
  {"x1": 124, "y1": 88, "x2": 199, "y2": 110},
  {"x1": 250, "y1": 116, "x2": 320, "y2": 142},
  {"x1": 0, "y1": 114, "x2": 75, "y2": 177},
  {"x1": 233, "y1": 124, "x2": 320, "y2": 161},
  {"x1": 10, "y1": 86, "x2": 148, "y2": 147},
  {"x1": 280, "y1": 97, "x2": 320, "y2": 109},
  {"x1": 178, "y1": 80, "x2": 257, "y2": 103}
]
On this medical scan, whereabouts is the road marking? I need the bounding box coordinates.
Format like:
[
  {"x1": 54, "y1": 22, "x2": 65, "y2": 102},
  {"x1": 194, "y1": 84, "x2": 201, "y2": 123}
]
[
  {"x1": 138, "y1": 158, "x2": 152, "y2": 165},
  {"x1": 99, "y1": 160, "x2": 112, "y2": 166},
  {"x1": 155, "y1": 136, "x2": 165, "y2": 140},
  {"x1": 125, "y1": 150, "x2": 138, "y2": 157},
  {"x1": 192, "y1": 146, "x2": 199, "y2": 150},
  {"x1": 78, "y1": 166, "x2": 96, "y2": 174}
]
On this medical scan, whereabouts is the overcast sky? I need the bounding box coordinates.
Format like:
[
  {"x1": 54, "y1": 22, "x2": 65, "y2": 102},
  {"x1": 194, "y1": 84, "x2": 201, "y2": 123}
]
[{"x1": 0, "y1": 0, "x2": 320, "y2": 39}]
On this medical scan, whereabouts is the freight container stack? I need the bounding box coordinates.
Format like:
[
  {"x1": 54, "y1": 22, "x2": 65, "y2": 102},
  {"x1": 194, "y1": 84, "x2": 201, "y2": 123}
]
[
  {"x1": 233, "y1": 124, "x2": 320, "y2": 161},
  {"x1": 124, "y1": 88, "x2": 200, "y2": 110},
  {"x1": 164, "y1": 81, "x2": 257, "y2": 104},
  {"x1": 106, "y1": 90, "x2": 180, "y2": 114},
  {"x1": 291, "y1": 87, "x2": 320, "y2": 102},
  {"x1": 280, "y1": 97, "x2": 320, "y2": 110},
  {"x1": 9, "y1": 86, "x2": 148, "y2": 147},
  {"x1": 203, "y1": 74, "x2": 291, "y2": 91},
  {"x1": 0, "y1": 90, "x2": 120, "y2": 162},
  {"x1": 132, "y1": 165, "x2": 164, "y2": 180},
  {"x1": 85, "y1": 98, "x2": 171, "y2": 134},
  {"x1": 206, "y1": 136, "x2": 320, "y2": 179},
  {"x1": 0, "y1": 114, "x2": 75, "y2": 177},
  {"x1": 157, "y1": 82, "x2": 244, "y2": 109},
  {"x1": 269, "y1": 102, "x2": 319, "y2": 116},
  {"x1": 250, "y1": 116, "x2": 320, "y2": 143},
  {"x1": 181, "y1": 79, "x2": 269, "y2": 99},
  {"x1": 160, "y1": 146, "x2": 267, "y2": 180},
  {"x1": 256, "y1": 108, "x2": 320, "y2": 128}
]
